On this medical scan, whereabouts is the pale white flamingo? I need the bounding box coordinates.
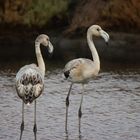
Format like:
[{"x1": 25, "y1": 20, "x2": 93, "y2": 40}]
[
  {"x1": 15, "y1": 34, "x2": 53, "y2": 139},
  {"x1": 63, "y1": 25, "x2": 109, "y2": 132}
]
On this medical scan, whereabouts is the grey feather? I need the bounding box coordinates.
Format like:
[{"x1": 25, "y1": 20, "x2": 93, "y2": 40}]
[{"x1": 16, "y1": 64, "x2": 44, "y2": 104}]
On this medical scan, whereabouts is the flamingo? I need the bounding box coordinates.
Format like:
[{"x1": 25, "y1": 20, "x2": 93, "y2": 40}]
[
  {"x1": 63, "y1": 25, "x2": 109, "y2": 132},
  {"x1": 15, "y1": 34, "x2": 53, "y2": 139}
]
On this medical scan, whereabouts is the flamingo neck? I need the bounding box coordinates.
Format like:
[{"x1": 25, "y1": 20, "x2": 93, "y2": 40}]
[
  {"x1": 35, "y1": 42, "x2": 45, "y2": 76},
  {"x1": 87, "y1": 30, "x2": 100, "y2": 70}
]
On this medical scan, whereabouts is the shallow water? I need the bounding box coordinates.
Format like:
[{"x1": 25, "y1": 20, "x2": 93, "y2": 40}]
[{"x1": 0, "y1": 64, "x2": 140, "y2": 140}]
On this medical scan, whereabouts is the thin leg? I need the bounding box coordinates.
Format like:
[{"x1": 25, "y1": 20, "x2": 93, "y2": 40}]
[
  {"x1": 19, "y1": 101, "x2": 24, "y2": 140},
  {"x1": 65, "y1": 83, "x2": 73, "y2": 133},
  {"x1": 33, "y1": 100, "x2": 37, "y2": 140},
  {"x1": 78, "y1": 84, "x2": 84, "y2": 133}
]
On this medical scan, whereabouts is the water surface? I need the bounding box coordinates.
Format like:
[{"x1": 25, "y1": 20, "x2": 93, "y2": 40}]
[{"x1": 0, "y1": 64, "x2": 140, "y2": 140}]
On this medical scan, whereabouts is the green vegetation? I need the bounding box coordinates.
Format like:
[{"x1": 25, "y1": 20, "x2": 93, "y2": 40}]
[
  {"x1": 0, "y1": 0, "x2": 139, "y2": 32},
  {"x1": 24, "y1": 0, "x2": 68, "y2": 26}
]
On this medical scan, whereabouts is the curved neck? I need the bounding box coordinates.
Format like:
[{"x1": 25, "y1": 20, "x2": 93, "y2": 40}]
[
  {"x1": 35, "y1": 42, "x2": 45, "y2": 76},
  {"x1": 87, "y1": 30, "x2": 100, "y2": 70}
]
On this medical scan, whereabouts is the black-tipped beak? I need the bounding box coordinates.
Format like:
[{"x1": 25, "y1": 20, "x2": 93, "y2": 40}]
[
  {"x1": 48, "y1": 52, "x2": 53, "y2": 58},
  {"x1": 100, "y1": 30, "x2": 110, "y2": 44},
  {"x1": 106, "y1": 42, "x2": 109, "y2": 46},
  {"x1": 47, "y1": 41, "x2": 54, "y2": 58}
]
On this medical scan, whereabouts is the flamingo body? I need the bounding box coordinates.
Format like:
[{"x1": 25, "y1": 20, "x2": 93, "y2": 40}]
[
  {"x1": 16, "y1": 64, "x2": 44, "y2": 104},
  {"x1": 64, "y1": 58, "x2": 99, "y2": 83}
]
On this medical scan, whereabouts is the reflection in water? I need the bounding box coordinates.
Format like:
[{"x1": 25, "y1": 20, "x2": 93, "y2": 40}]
[
  {"x1": 0, "y1": 64, "x2": 140, "y2": 140},
  {"x1": 65, "y1": 131, "x2": 83, "y2": 140}
]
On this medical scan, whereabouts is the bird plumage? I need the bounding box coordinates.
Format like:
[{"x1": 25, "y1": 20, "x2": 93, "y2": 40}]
[
  {"x1": 63, "y1": 25, "x2": 109, "y2": 133},
  {"x1": 16, "y1": 34, "x2": 53, "y2": 104},
  {"x1": 16, "y1": 64, "x2": 44, "y2": 104},
  {"x1": 16, "y1": 34, "x2": 53, "y2": 139},
  {"x1": 64, "y1": 58, "x2": 98, "y2": 83}
]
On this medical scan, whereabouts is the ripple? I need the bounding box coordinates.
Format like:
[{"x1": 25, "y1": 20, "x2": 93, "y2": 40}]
[{"x1": 0, "y1": 68, "x2": 140, "y2": 140}]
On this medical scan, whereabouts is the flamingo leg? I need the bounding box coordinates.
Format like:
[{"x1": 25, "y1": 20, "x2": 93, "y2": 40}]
[
  {"x1": 19, "y1": 101, "x2": 24, "y2": 140},
  {"x1": 78, "y1": 84, "x2": 84, "y2": 133},
  {"x1": 33, "y1": 100, "x2": 37, "y2": 140},
  {"x1": 65, "y1": 83, "x2": 73, "y2": 133}
]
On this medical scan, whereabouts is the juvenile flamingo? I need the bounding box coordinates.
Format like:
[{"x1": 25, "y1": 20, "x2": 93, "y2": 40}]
[
  {"x1": 15, "y1": 34, "x2": 53, "y2": 139},
  {"x1": 63, "y1": 25, "x2": 109, "y2": 132}
]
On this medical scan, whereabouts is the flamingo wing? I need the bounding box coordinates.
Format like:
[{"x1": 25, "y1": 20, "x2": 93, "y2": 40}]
[{"x1": 64, "y1": 58, "x2": 95, "y2": 82}]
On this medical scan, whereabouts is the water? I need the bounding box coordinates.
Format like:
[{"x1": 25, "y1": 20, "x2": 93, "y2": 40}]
[{"x1": 0, "y1": 63, "x2": 140, "y2": 140}]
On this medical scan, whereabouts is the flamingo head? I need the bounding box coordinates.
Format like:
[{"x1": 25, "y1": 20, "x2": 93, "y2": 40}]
[
  {"x1": 35, "y1": 34, "x2": 54, "y2": 54},
  {"x1": 88, "y1": 25, "x2": 110, "y2": 44}
]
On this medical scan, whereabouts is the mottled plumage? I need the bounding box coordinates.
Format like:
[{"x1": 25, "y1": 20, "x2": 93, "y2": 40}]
[
  {"x1": 16, "y1": 34, "x2": 53, "y2": 140},
  {"x1": 16, "y1": 64, "x2": 44, "y2": 104}
]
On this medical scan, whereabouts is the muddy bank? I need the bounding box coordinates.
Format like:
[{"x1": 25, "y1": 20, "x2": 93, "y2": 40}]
[{"x1": 0, "y1": 31, "x2": 139, "y2": 63}]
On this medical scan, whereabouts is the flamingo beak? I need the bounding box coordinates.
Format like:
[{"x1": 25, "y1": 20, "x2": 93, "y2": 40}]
[
  {"x1": 100, "y1": 30, "x2": 110, "y2": 45},
  {"x1": 48, "y1": 41, "x2": 54, "y2": 57},
  {"x1": 106, "y1": 42, "x2": 109, "y2": 46},
  {"x1": 48, "y1": 41, "x2": 53, "y2": 53}
]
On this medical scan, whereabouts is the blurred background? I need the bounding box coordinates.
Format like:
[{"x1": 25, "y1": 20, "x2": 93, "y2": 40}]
[{"x1": 0, "y1": 0, "x2": 140, "y2": 68}]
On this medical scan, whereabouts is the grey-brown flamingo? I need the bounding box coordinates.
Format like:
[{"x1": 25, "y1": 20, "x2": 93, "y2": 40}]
[{"x1": 15, "y1": 34, "x2": 53, "y2": 140}]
